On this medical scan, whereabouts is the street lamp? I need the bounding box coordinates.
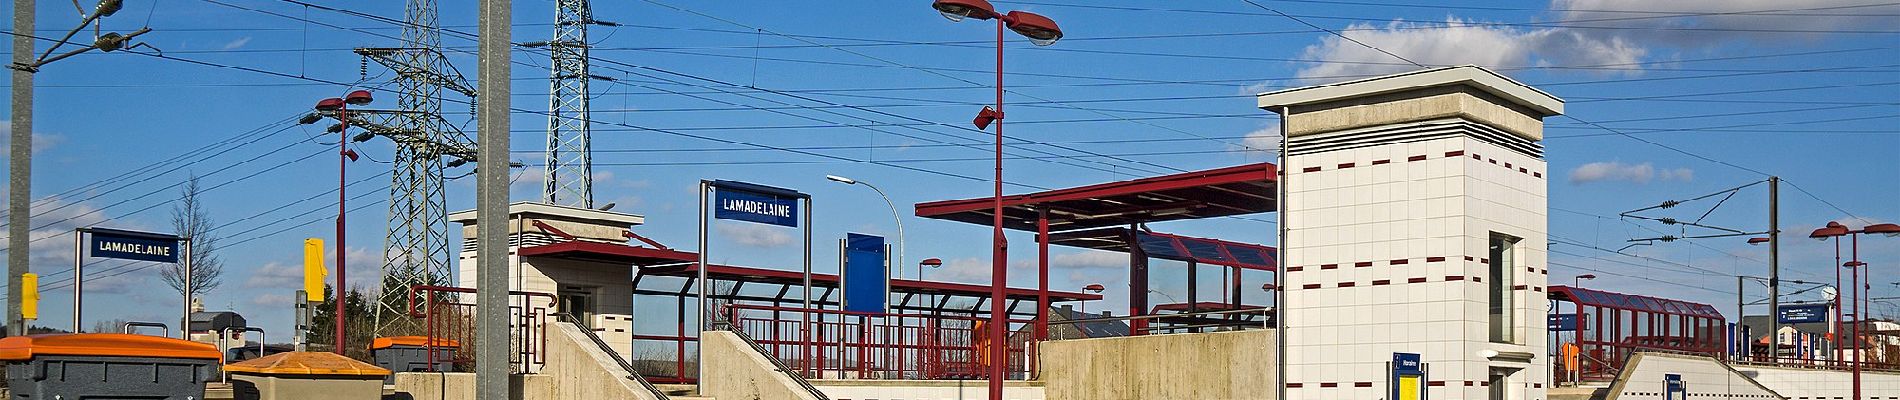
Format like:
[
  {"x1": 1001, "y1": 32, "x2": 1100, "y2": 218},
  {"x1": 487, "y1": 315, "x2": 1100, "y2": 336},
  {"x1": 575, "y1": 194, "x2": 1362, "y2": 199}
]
[
  {"x1": 300, "y1": 89, "x2": 372, "y2": 355},
  {"x1": 827, "y1": 174, "x2": 905, "y2": 279},
  {"x1": 918, "y1": 258, "x2": 943, "y2": 282},
  {"x1": 1573, "y1": 274, "x2": 1596, "y2": 289},
  {"x1": 1808, "y1": 221, "x2": 1899, "y2": 398},
  {"x1": 931, "y1": 0, "x2": 1062, "y2": 393},
  {"x1": 1080, "y1": 283, "x2": 1104, "y2": 315}
]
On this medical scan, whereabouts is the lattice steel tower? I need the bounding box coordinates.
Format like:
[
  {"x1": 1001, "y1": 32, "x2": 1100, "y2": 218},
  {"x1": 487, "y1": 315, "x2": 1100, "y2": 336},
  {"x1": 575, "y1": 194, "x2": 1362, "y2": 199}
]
[
  {"x1": 352, "y1": 0, "x2": 480, "y2": 334},
  {"x1": 543, "y1": 0, "x2": 596, "y2": 207}
]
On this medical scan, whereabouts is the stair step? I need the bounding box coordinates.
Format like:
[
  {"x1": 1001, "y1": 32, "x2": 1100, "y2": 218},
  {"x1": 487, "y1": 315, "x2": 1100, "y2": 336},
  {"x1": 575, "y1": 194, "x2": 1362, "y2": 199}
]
[{"x1": 654, "y1": 384, "x2": 699, "y2": 396}]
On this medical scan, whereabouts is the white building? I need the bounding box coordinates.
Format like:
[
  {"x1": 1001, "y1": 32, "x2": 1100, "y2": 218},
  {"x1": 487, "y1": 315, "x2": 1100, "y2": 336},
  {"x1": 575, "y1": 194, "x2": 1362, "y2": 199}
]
[{"x1": 1260, "y1": 65, "x2": 1563, "y2": 400}]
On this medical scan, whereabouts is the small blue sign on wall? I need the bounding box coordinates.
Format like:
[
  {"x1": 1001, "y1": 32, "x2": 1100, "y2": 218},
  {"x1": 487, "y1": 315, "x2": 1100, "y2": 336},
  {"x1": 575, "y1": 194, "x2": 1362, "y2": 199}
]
[
  {"x1": 711, "y1": 180, "x2": 801, "y2": 227},
  {"x1": 1778, "y1": 304, "x2": 1829, "y2": 324},
  {"x1": 1663, "y1": 373, "x2": 1685, "y2": 400},
  {"x1": 1549, "y1": 313, "x2": 1580, "y2": 331},
  {"x1": 841, "y1": 233, "x2": 888, "y2": 314},
  {"x1": 1391, "y1": 352, "x2": 1425, "y2": 400},
  {"x1": 89, "y1": 228, "x2": 181, "y2": 263}
]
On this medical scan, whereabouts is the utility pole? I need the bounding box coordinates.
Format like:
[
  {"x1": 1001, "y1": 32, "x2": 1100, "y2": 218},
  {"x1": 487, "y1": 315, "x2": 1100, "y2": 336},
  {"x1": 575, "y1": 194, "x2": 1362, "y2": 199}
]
[
  {"x1": 541, "y1": 0, "x2": 601, "y2": 208},
  {"x1": 8, "y1": 0, "x2": 34, "y2": 338},
  {"x1": 1768, "y1": 176, "x2": 1780, "y2": 363},
  {"x1": 475, "y1": 0, "x2": 512, "y2": 397}
]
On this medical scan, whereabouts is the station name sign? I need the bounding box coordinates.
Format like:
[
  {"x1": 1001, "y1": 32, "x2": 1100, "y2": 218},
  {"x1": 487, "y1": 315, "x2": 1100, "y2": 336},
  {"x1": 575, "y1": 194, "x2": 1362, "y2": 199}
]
[
  {"x1": 89, "y1": 228, "x2": 182, "y2": 263},
  {"x1": 711, "y1": 180, "x2": 803, "y2": 227}
]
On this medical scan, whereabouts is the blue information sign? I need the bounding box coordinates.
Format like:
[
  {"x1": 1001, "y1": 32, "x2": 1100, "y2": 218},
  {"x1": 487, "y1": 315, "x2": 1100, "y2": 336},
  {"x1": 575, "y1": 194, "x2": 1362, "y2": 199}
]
[
  {"x1": 1778, "y1": 304, "x2": 1829, "y2": 324},
  {"x1": 1391, "y1": 352, "x2": 1425, "y2": 400},
  {"x1": 1549, "y1": 313, "x2": 1580, "y2": 331},
  {"x1": 711, "y1": 181, "x2": 801, "y2": 227},
  {"x1": 841, "y1": 233, "x2": 887, "y2": 314},
  {"x1": 89, "y1": 228, "x2": 181, "y2": 263},
  {"x1": 1664, "y1": 373, "x2": 1685, "y2": 400}
]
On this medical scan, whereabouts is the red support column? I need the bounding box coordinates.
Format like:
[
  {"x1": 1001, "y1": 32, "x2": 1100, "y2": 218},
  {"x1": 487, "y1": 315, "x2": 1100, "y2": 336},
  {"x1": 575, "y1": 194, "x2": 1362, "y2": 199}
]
[
  {"x1": 1129, "y1": 227, "x2": 1149, "y2": 336},
  {"x1": 1035, "y1": 209, "x2": 1049, "y2": 377}
]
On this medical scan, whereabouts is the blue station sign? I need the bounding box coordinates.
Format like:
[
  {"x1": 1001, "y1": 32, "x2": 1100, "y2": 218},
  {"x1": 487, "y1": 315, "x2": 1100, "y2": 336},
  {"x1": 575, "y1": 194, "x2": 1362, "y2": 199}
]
[
  {"x1": 89, "y1": 228, "x2": 181, "y2": 263},
  {"x1": 1777, "y1": 304, "x2": 1829, "y2": 324},
  {"x1": 1549, "y1": 313, "x2": 1580, "y2": 331},
  {"x1": 711, "y1": 180, "x2": 803, "y2": 227}
]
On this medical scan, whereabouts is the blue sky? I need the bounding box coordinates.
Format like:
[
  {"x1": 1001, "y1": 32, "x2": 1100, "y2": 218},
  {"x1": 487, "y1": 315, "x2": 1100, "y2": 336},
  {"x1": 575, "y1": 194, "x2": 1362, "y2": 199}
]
[{"x1": 3, "y1": 0, "x2": 1896, "y2": 339}]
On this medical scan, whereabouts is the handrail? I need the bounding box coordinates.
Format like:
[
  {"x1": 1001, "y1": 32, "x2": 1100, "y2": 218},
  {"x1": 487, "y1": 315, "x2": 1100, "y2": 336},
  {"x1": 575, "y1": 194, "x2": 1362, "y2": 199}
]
[
  {"x1": 552, "y1": 313, "x2": 670, "y2": 400},
  {"x1": 1047, "y1": 307, "x2": 1270, "y2": 326},
  {"x1": 121, "y1": 321, "x2": 169, "y2": 336},
  {"x1": 712, "y1": 311, "x2": 830, "y2": 400}
]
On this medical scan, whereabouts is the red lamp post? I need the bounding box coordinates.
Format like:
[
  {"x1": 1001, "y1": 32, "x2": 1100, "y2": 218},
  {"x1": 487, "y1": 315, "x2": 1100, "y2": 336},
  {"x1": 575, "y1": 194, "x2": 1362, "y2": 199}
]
[
  {"x1": 1080, "y1": 283, "x2": 1105, "y2": 315},
  {"x1": 1809, "y1": 221, "x2": 1900, "y2": 400},
  {"x1": 304, "y1": 89, "x2": 372, "y2": 354},
  {"x1": 930, "y1": 1, "x2": 1062, "y2": 396}
]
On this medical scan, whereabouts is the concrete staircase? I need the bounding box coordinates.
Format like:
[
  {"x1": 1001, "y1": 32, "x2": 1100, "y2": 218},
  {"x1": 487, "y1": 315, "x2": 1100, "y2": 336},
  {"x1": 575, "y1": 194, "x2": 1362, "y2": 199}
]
[{"x1": 1548, "y1": 383, "x2": 1610, "y2": 400}]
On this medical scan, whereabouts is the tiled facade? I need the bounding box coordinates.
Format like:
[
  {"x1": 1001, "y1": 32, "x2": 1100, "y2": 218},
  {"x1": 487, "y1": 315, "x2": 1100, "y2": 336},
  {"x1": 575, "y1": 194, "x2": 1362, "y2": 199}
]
[
  {"x1": 1262, "y1": 66, "x2": 1563, "y2": 400},
  {"x1": 450, "y1": 202, "x2": 647, "y2": 361}
]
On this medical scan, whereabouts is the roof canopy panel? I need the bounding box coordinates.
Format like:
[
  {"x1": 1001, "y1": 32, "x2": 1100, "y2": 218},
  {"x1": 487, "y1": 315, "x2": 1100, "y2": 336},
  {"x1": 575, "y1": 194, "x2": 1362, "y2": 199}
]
[
  {"x1": 1551, "y1": 285, "x2": 1722, "y2": 319},
  {"x1": 1046, "y1": 227, "x2": 1276, "y2": 271},
  {"x1": 914, "y1": 163, "x2": 1277, "y2": 232}
]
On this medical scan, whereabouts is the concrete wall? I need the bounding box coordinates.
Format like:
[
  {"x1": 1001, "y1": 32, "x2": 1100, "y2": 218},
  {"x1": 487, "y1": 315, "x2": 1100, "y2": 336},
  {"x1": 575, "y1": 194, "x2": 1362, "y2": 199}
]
[
  {"x1": 1733, "y1": 364, "x2": 1900, "y2": 399},
  {"x1": 1602, "y1": 353, "x2": 1781, "y2": 400},
  {"x1": 541, "y1": 323, "x2": 663, "y2": 400},
  {"x1": 1039, "y1": 330, "x2": 1277, "y2": 400},
  {"x1": 811, "y1": 379, "x2": 1044, "y2": 400},
  {"x1": 389, "y1": 372, "x2": 549, "y2": 400},
  {"x1": 700, "y1": 330, "x2": 823, "y2": 400}
]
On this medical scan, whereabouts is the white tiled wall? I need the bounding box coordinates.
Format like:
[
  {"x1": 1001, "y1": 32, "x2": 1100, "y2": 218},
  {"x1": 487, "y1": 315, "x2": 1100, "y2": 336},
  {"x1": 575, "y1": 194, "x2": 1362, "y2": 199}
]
[{"x1": 1284, "y1": 131, "x2": 1549, "y2": 400}]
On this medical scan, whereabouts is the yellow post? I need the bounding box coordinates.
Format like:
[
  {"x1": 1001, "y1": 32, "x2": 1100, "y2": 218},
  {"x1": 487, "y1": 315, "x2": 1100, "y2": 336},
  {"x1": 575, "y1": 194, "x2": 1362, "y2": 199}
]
[
  {"x1": 303, "y1": 238, "x2": 326, "y2": 302},
  {"x1": 19, "y1": 272, "x2": 35, "y2": 320}
]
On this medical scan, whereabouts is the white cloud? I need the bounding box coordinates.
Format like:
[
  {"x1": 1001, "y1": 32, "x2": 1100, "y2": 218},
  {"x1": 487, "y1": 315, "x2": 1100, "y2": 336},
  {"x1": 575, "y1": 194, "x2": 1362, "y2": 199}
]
[
  {"x1": 715, "y1": 222, "x2": 793, "y2": 248},
  {"x1": 1568, "y1": 161, "x2": 1694, "y2": 184},
  {"x1": 1294, "y1": 1, "x2": 1898, "y2": 82},
  {"x1": 249, "y1": 293, "x2": 293, "y2": 309},
  {"x1": 1234, "y1": 125, "x2": 1281, "y2": 156},
  {"x1": 221, "y1": 37, "x2": 252, "y2": 50},
  {"x1": 1295, "y1": 18, "x2": 1644, "y2": 83}
]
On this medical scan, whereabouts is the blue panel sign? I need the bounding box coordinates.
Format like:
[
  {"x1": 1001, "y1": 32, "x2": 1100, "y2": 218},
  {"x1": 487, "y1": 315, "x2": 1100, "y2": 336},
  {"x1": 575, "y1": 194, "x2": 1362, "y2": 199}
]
[
  {"x1": 1549, "y1": 313, "x2": 1579, "y2": 331},
  {"x1": 1392, "y1": 352, "x2": 1422, "y2": 374},
  {"x1": 712, "y1": 181, "x2": 801, "y2": 227},
  {"x1": 1391, "y1": 352, "x2": 1425, "y2": 400},
  {"x1": 89, "y1": 228, "x2": 181, "y2": 263},
  {"x1": 1663, "y1": 373, "x2": 1685, "y2": 400},
  {"x1": 841, "y1": 233, "x2": 887, "y2": 314},
  {"x1": 1777, "y1": 304, "x2": 1829, "y2": 324}
]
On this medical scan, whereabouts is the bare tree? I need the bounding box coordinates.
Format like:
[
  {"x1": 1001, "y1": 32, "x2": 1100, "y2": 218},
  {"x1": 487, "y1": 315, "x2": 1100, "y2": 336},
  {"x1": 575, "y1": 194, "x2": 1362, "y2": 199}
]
[{"x1": 162, "y1": 174, "x2": 223, "y2": 297}]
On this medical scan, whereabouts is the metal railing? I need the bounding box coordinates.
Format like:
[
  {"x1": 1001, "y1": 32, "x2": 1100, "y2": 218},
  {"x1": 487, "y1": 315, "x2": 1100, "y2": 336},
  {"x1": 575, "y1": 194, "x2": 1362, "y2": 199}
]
[
  {"x1": 553, "y1": 313, "x2": 670, "y2": 400},
  {"x1": 713, "y1": 310, "x2": 830, "y2": 400},
  {"x1": 120, "y1": 321, "x2": 170, "y2": 336},
  {"x1": 406, "y1": 285, "x2": 557, "y2": 374},
  {"x1": 1050, "y1": 308, "x2": 1273, "y2": 334}
]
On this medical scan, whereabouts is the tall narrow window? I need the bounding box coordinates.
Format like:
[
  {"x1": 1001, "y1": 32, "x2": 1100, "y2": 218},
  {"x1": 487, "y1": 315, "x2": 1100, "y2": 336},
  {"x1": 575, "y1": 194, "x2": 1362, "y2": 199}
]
[{"x1": 1489, "y1": 233, "x2": 1519, "y2": 343}]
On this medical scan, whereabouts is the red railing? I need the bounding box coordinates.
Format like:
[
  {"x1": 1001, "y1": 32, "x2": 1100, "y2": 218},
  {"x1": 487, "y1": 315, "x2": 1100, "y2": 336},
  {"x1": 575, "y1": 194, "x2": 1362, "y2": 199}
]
[
  {"x1": 717, "y1": 304, "x2": 1031, "y2": 381},
  {"x1": 406, "y1": 285, "x2": 558, "y2": 374}
]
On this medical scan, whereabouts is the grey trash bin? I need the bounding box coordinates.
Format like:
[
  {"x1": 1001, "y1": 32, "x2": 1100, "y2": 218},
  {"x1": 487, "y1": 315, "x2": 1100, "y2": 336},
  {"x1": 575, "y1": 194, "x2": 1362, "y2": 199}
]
[
  {"x1": 0, "y1": 333, "x2": 222, "y2": 400},
  {"x1": 369, "y1": 336, "x2": 458, "y2": 383}
]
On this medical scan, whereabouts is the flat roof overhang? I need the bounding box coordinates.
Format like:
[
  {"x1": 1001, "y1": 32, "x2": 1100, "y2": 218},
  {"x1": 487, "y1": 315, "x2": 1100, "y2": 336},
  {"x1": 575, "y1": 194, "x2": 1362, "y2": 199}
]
[
  {"x1": 914, "y1": 163, "x2": 1277, "y2": 232},
  {"x1": 518, "y1": 241, "x2": 1102, "y2": 303}
]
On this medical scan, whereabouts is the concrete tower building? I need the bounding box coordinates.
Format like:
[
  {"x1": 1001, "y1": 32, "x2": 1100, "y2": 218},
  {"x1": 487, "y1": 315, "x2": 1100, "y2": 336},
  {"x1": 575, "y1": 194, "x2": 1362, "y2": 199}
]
[{"x1": 1259, "y1": 66, "x2": 1564, "y2": 400}]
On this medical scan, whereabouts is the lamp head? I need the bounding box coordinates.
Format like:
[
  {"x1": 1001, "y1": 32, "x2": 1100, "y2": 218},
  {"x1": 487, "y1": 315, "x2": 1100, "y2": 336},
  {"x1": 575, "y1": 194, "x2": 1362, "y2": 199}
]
[
  {"x1": 344, "y1": 90, "x2": 374, "y2": 105},
  {"x1": 1576, "y1": 274, "x2": 1597, "y2": 281},
  {"x1": 931, "y1": 0, "x2": 997, "y2": 22},
  {"x1": 314, "y1": 97, "x2": 345, "y2": 111},
  {"x1": 1746, "y1": 237, "x2": 1770, "y2": 245},
  {"x1": 919, "y1": 258, "x2": 943, "y2": 268},
  {"x1": 1261, "y1": 283, "x2": 1277, "y2": 292},
  {"x1": 1811, "y1": 222, "x2": 1849, "y2": 240},
  {"x1": 825, "y1": 175, "x2": 857, "y2": 185},
  {"x1": 1005, "y1": 11, "x2": 1063, "y2": 46},
  {"x1": 1083, "y1": 283, "x2": 1105, "y2": 293},
  {"x1": 1864, "y1": 223, "x2": 1900, "y2": 237}
]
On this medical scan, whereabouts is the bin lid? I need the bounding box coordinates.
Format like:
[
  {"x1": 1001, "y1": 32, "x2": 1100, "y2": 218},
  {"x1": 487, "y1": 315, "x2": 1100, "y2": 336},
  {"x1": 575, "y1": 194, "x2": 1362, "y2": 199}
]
[
  {"x1": 370, "y1": 336, "x2": 459, "y2": 350},
  {"x1": 0, "y1": 333, "x2": 222, "y2": 361},
  {"x1": 224, "y1": 351, "x2": 391, "y2": 376}
]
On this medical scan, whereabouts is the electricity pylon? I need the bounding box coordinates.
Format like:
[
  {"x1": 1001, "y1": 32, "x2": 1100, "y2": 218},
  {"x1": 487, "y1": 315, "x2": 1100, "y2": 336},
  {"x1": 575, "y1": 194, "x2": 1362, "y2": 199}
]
[
  {"x1": 352, "y1": 0, "x2": 479, "y2": 334},
  {"x1": 540, "y1": 0, "x2": 605, "y2": 208}
]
